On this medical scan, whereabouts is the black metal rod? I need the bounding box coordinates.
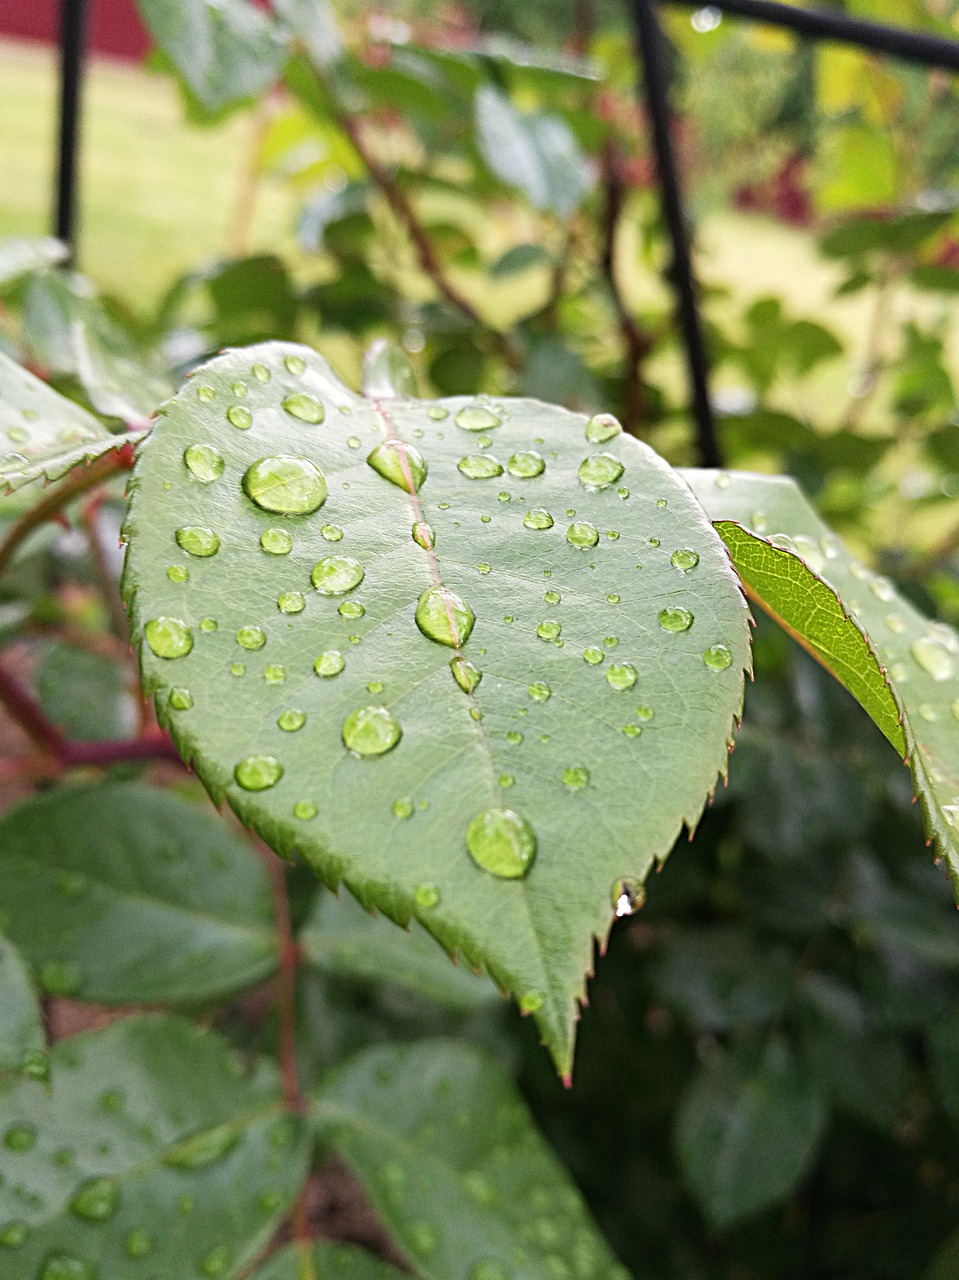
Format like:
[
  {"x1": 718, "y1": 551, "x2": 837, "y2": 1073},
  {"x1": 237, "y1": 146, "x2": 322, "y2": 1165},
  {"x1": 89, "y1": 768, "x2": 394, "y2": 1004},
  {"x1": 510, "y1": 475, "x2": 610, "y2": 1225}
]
[
  {"x1": 661, "y1": 0, "x2": 959, "y2": 71},
  {"x1": 627, "y1": 0, "x2": 721, "y2": 467},
  {"x1": 55, "y1": 0, "x2": 90, "y2": 261}
]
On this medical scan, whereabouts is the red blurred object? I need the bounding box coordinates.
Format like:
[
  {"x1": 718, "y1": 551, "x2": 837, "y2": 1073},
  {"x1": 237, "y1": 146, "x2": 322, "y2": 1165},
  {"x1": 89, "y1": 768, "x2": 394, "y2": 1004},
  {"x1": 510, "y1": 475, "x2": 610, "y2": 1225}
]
[
  {"x1": 0, "y1": 0, "x2": 150, "y2": 59},
  {"x1": 734, "y1": 153, "x2": 813, "y2": 227}
]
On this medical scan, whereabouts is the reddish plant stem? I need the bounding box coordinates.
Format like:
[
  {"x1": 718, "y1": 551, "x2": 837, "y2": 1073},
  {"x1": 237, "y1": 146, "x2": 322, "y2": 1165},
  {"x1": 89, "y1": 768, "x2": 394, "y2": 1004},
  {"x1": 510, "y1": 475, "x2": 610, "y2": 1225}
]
[{"x1": 0, "y1": 660, "x2": 66, "y2": 755}]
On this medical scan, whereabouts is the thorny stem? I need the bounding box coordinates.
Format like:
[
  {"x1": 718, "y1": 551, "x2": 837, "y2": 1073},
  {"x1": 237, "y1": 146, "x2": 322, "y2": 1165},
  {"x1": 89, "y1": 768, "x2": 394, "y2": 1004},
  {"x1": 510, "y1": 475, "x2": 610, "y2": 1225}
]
[{"x1": 601, "y1": 142, "x2": 653, "y2": 432}]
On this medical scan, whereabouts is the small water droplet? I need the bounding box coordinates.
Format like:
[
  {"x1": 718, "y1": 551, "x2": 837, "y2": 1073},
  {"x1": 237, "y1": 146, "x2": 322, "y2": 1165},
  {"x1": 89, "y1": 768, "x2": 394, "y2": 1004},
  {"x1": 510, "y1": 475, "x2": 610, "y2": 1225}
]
[
  {"x1": 243, "y1": 456, "x2": 327, "y2": 514},
  {"x1": 622, "y1": 724, "x2": 641, "y2": 737},
  {"x1": 277, "y1": 590, "x2": 305, "y2": 614},
  {"x1": 506, "y1": 730, "x2": 523, "y2": 745},
  {"x1": 40, "y1": 1253, "x2": 96, "y2": 1280},
  {"x1": 226, "y1": 405, "x2": 252, "y2": 430},
  {"x1": 604, "y1": 636, "x2": 619, "y2": 648},
  {"x1": 169, "y1": 687, "x2": 193, "y2": 711},
  {"x1": 312, "y1": 555, "x2": 364, "y2": 595},
  {"x1": 476, "y1": 562, "x2": 492, "y2": 576},
  {"x1": 503, "y1": 615, "x2": 513, "y2": 625},
  {"x1": 519, "y1": 991, "x2": 544, "y2": 1015},
  {"x1": 415, "y1": 882, "x2": 439, "y2": 907},
  {"x1": 885, "y1": 614, "x2": 905, "y2": 633},
  {"x1": 176, "y1": 526, "x2": 219, "y2": 558},
  {"x1": 284, "y1": 354, "x2": 307, "y2": 375},
  {"x1": 919, "y1": 703, "x2": 938, "y2": 722},
  {"x1": 196, "y1": 384, "x2": 216, "y2": 403},
  {"x1": 339, "y1": 600, "x2": 365, "y2": 619},
  {"x1": 458, "y1": 454, "x2": 503, "y2": 479},
  {"x1": 367, "y1": 440, "x2": 428, "y2": 492},
  {"x1": 607, "y1": 594, "x2": 621, "y2": 605},
  {"x1": 294, "y1": 800, "x2": 317, "y2": 820},
  {"x1": 252, "y1": 362, "x2": 271, "y2": 383},
  {"x1": 0, "y1": 1220, "x2": 28, "y2": 1248},
  {"x1": 658, "y1": 607, "x2": 693, "y2": 633},
  {"x1": 413, "y1": 521, "x2": 435, "y2": 550},
  {"x1": 392, "y1": 797, "x2": 414, "y2": 820},
  {"x1": 201, "y1": 1244, "x2": 232, "y2": 1276},
  {"x1": 648, "y1": 537, "x2": 661, "y2": 548},
  {"x1": 199, "y1": 617, "x2": 218, "y2": 632},
  {"x1": 466, "y1": 808, "x2": 536, "y2": 878},
  {"x1": 535, "y1": 620, "x2": 560, "y2": 643},
  {"x1": 636, "y1": 705, "x2": 655, "y2": 721},
  {"x1": 281, "y1": 392, "x2": 324, "y2": 424},
  {"x1": 347, "y1": 435, "x2": 361, "y2": 449},
  {"x1": 578, "y1": 453, "x2": 624, "y2": 491},
  {"x1": 236, "y1": 626, "x2": 266, "y2": 650},
  {"x1": 416, "y1": 586, "x2": 475, "y2": 647},
  {"x1": 70, "y1": 1178, "x2": 119, "y2": 1222},
  {"x1": 670, "y1": 549, "x2": 699, "y2": 573},
  {"x1": 343, "y1": 706, "x2": 402, "y2": 757},
  {"x1": 456, "y1": 405, "x2": 501, "y2": 432},
  {"x1": 429, "y1": 405, "x2": 449, "y2": 420},
  {"x1": 184, "y1": 443, "x2": 224, "y2": 482},
  {"x1": 611, "y1": 878, "x2": 645, "y2": 916},
  {"x1": 528, "y1": 682, "x2": 551, "y2": 702},
  {"x1": 4, "y1": 1124, "x2": 35, "y2": 1152},
  {"x1": 606, "y1": 663, "x2": 637, "y2": 691},
  {"x1": 167, "y1": 564, "x2": 189, "y2": 583},
  {"x1": 256, "y1": 526, "x2": 292, "y2": 557},
  {"x1": 507, "y1": 451, "x2": 545, "y2": 478},
  {"x1": 125, "y1": 1230, "x2": 152, "y2": 1259},
  {"x1": 264, "y1": 665, "x2": 286, "y2": 685},
  {"x1": 451, "y1": 657, "x2": 482, "y2": 693},
  {"x1": 497, "y1": 491, "x2": 511, "y2": 503},
  {"x1": 703, "y1": 644, "x2": 733, "y2": 672},
  {"x1": 320, "y1": 524, "x2": 344, "y2": 543},
  {"x1": 524, "y1": 509, "x2": 554, "y2": 531},
  {"x1": 498, "y1": 773, "x2": 515, "y2": 789},
  {"x1": 911, "y1": 636, "x2": 954, "y2": 681},
  {"x1": 232, "y1": 381, "x2": 247, "y2": 397},
  {"x1": 277, "y1": 708, "x2": 306, "y2": 732},
  {"x1": 583, "y1": 647, "x2": 604, "y2": 665},
  {"x1": 145, "y1": 617, "x2": 193, "y2": 659},
  {"x1": 234, "y1": 756, "x2": 283, "y2": 791},
  {"x1": 585, "y1": 412, "x2": 622, "y2": 444},
  {"x1": 480, "y1": 514, "x2": 491, "y2": 524},
  {"x1": 230, "y1": 662, "x2": 246, "y2": 677},
  {"x1": 566, "y1": 522, "x2": 598, "y2": 549},
  {"x1": 562, "y1": 766, "x2": 589, "y2": 790},
  {"x1": 543, "y1": 590, "x2": 561, "y2": 606}
]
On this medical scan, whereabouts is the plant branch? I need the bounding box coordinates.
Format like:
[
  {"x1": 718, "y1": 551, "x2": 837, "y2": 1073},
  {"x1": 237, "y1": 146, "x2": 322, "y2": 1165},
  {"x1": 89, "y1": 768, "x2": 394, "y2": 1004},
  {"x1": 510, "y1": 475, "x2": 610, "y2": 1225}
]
[
  {"x1": 841, "y1": 263, "x2": 897, "y2": 431},
  {"x1": 81, "y1": 492, "x2": 128, "y2": 639},
  {"x1": 0, "y1": 443, "x2": 137, "y2": 579}
]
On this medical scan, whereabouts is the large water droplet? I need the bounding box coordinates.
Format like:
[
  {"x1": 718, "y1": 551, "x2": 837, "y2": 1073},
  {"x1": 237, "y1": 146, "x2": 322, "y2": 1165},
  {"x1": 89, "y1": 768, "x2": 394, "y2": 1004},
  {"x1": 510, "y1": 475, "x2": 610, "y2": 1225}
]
[
  {"x1": 69, "y1": 1178, "x2": 119, "y2": 1222},
  {"x1": 466, "y1": 808, "x2": 536, "y2": 878},
  {"x1": 252, "y1": 362, "x2": 271, "y2": 383},
  {"x1": 175, "y1": 526, "x2": 219, "y2": 558},
  {"x1": 281, "y1": 393, "x2": 324, "y2": 424},
  {"x1": 367, "y1": 440, "x2": 427, "y2": 493},
  {"x1": 524, "y1": 509, "x2": 554, "y2": 531},
  {"x1": 236, "y1": 626, "x2": 266, "y2": 650},
  {"x1": 606, "y1": 663, "x2": 637, "y2": 691},
  {"x1": 566, "y1": 522, "x2": 599, "y2": 549},
  {"x1": 458, "y1": 454, "x2": 503, "y2": 479},
  {"x1": 243, "y1": 456, "x2": 327, "y2": 515},
  {"x1": 562, "y1": 766, "x2": 589, "y2": 790},
  {"x1": 670, "y1": 549, "x2": 699, "y2": 573},
  {"x1": 234, "y1": 756, "x2": 283, "y2": 791},
  {"x1": 343, "y1": 705, "x2": 402, "y2": 757},
  {"x1": 145, "y1": 617, "x2": 193, "y2": 659},
  {"x1": 537, "y1": 620, "x2": 561, "y2": 641},
  {"x1": 456, "y1": 405, "x2": 501, "y2": 432},
  {"x1": 40, "y1": 1254, "x2": 96, "y2": 1280},
  {"x1": 415, "y1": 586, "x2": 475, "y2": 647},
  {"x1": 578, "y1": 453, "x2": 624, "y2": 491},
  {"x1": 611, "y1": 878, "x2": 645, "y2": 916},
  {"x1": 226, "y1": 405, "x2": 252, "y2": 430},
  {"x1": 658, "y1": 607, "x2": 693, "y2": 633},
  {"x1": 912, "y1": 636, "x2": 954, "y2": 681},
  {"x1": 412, "y1": 521, "x2": 435, "y2": 550},
  {"x1": 507, "y1": 451, "x2": 545, "y2": 478},
  {"x1": 528, "y1": 681, "x2": 551, "y2": 702},
  {"x1": 184, "y1": 443, "x2": 224, "y2": 482},
  {"x1": 585, "y1": 412, "x2": 622, "y2": 444},
  {"x1": 451, "y1": 657, "x2": 482, "y2": 693},
  {"x1": 312, "y1": 555, "x2": 364, "y2": 595},
  {"x1": 703, "y1": 644, "x2": 733, "y2": 672},
  {"x1": 284, "y1": 354, "x2": 307, "y2": 374}
]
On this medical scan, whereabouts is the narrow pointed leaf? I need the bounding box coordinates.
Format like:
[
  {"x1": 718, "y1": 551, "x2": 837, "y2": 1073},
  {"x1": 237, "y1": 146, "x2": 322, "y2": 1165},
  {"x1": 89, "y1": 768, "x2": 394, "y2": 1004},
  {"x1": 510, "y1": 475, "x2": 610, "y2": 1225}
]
[
  {"x1": 0, "y1": 1016, "x2": 309, "y2": 1279},
  {"x1": 254, "y1": 1242, "x2": 407, "y2": 1280},
  {"x1": 121, "y1": 342, "x2": 751, "y2": 1073},
  {"x1": 0, "y1": 784, "x2": 278, "y2": 1003},
  {"x1": 682, "y1": 468, "x2": 959, "y2": 889},
  {"x1": 0, "y1": 935, "x2": 45, "y2": 1080},
  {"x1": 312, "y1": 1040, "x2": 627, "y2": 1280}
]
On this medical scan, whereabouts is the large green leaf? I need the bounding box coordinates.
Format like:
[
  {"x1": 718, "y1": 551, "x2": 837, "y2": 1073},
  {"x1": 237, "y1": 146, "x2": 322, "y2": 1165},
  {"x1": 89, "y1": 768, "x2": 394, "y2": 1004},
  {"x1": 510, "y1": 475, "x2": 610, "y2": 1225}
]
[
  {"x1": 0, "y1": 784, "x2": 277, "y2": 1003},
  {"x1": 0, "y1": 1015, "x2": 310, "y2": 1279},
  {"x1": 0, "y1": 238, "x2": 66, "y2": 290},
  {"x1": 312, "y1": 1040, "x2": 627, "y2": 1280},
  {"x1": 254, "y1": 1242, "x2": 406, "y2": 1280},
  {"x1": 0, "y1": 936, "x2": 45, "y2": 1081},
  {"x1": 0, "y1": 352, "x2": 139, "y2": 493},
  {"x1": 121, "y1": 341, "x2": 751, "y2": 1073},
  {"x1": 682, "y1": 469, "x2": 959, "y2": 889}
]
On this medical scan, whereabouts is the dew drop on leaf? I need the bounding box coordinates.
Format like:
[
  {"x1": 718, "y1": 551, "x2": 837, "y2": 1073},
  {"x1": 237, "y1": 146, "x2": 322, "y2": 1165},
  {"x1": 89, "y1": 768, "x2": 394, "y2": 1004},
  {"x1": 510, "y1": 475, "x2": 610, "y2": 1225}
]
[
  {"x1": 477, "y1": 562, "x2": 492, "y2": 574},
  {"x1": 294, "y1": 801, "x2": 317, "y2": 820},
  {"x1": 703, "y1": 644, "x2": 733, "y2": 672},
  {"x1": 169, "y1": 688, "x2": 193, "y2": 711},
  {"x1": 606, "y1": 664, "x2": 637, "y2": 691},
  {"x1": 578, "y1": 453, "x2": 624, "y2": 491},
  {"x1": 184, "y1": 443, "x2": 224, "y2": 482},
  {"x1": 234, "y1": 756, "x2": 283, "y2": 791},
  {"x1": 0, "y1": 1220, "x2": 28, "y2": 1248},
  {"x1": 458, "y1": 454, "x2": 503, "y2": 479},
  {"x1": 277, "y1": 591, "x2": 305, "y2": 614},
  {"x1": 393, "y1": 798, "x2": 414, "y2": 820},
  {"x1": 199, "y1": 617, "x2": 218, "y2": 633},
  {"x1": 201, "y1": 1244, "x2": 232, "y2": 1276},
  {"x1": 321, "y1": 523, "x2": 344, "y2": 542},
  {"x1": 585, "y1": 412, "x2": 622, "y2": 444},
  {"x1": 524, "y1": 509, "x2": 554, "y2": 530},
  {"x1": 236, "y1": 626, "x2": 266, "y2": 650},
  {"x1": 583, "y1": 647, "x2": 604, "y2": 665},
  {"x1": 456, "y1": 405, "x2": 501, "y2": 432},
  {"x1": 519, "y1": 991, "x2": 544, "y2": 1014},
  {"x1": 544, "y1": 590, "x2": 561, "y2": 604},
  {"x1": 415, "y1": 882, "x2": 440, "y2": 907},
  {"x1": 412, "y1": 521, "x2": 435, "y2": 550},
  {"x1": 507, "y1": 451, "x2": 545, "y2": 478},
  {"x1": 367, "y1": 440, "x2": 428, "y2": 493},
  {"x1": 566, "y1": 522, "x2": 599, "y2": 549},
  {"x1": 145, "y1": 617, "x2": 193, "y2": 659},
  {"x1": 242, "y1": 456, "x2": 327, "y2": 515},
  {"x1": 264, "y1": 665, "x2": 286, "y2": 685},
  {"x1": 911, "y1": 636, "x2": 954, "y2": 681},
  {"x1": 196, "y1": 385, "x2": 215, "y2": 403},
  {"x1": 226, "y1": 405, "x2": 252, "y2": 430},
  {"x1": 611, "y1": 878, "x2": 645, "y2": 916},
  {"x1": 284, "y1": 354, "x2": 306, "y2": 374},
  {"x1": 175, "y1": 526, "x2": 220, "y2": 557},
  {"x1": 281, "y1": 393, "x2": 324, "y2": 424},
  {"x1": 252, "y1": 363, "x2": 270, "y2": 383},
  {"x1": 311, "y1": 556, "x2": 364, "y2": 595},
  {"x1": 415, "y1": 586, "x2": 475, "y2": 647},
  {"x1": 537, "y1": 621, "x2": 561, "y2": 641},
  {"x1": 339, "y1": 600, "x2": 365, "y2": 619},
  {"x1": 670, "y1": 549, "x2": 700, "y2": 573},
  {"x1": 277, "y1": 709, "x2": 306, "y2": 732},
  {"x1": 40, "y1": 1253, "x2": 95, "y2": 1280},
  {"x1": 167, "y1": 565, "x2": 188, "y2": 583},
  {"x1": 125, "y1": 1230, "x2": 152, "y2": 1259},
  {"x1": 451, "y1": 657, "x2": 482, "y2": 693},
  {"x1": 658, "y1": 607, "x2": 694, "y2": 633},
  {"x1": 69, "y1": 1178, "x2": 119, "y2": 1222},
  {"x1": 506, "y1": 730, "x2": 523, "y2": 745},
  {"x1": 343, "y1": 706, "x2": 403, "y2": 757},
  {"x1": 466, "y1": 807, "x2": 537, "y2": 878},
  {"x1": 528, "y1": 682, "x2": 551, "y2": 702},
  {"x1": 230, "y1": 663, "x2": 246, "y2": 677},
  {"x1": 429, "y1": 406, "x2": 449, "y2": 420},
  {"x1": 562, "y1": 766, "x2": 589, "y2": 790}
]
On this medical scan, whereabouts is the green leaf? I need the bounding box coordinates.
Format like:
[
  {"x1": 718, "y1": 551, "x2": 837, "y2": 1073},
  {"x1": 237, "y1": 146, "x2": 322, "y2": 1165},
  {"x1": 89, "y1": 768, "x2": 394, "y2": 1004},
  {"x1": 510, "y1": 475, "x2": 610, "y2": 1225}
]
[
  {"x1": 675, "y1": 1034, "x2": 827, "y2": 1228},
  {"x1": 312, "y1": 1040, "x2": 625, "y2": 1280},
  {"x1": 72, "y1": 319, "x2": 173, "y2": 426},
  {"x1": 0, "y1": 238, "x2": 67, "y2": 291},
  {"x1": 0, "y1": 1015, "x2": 309, "y2": 1278},
  {"x1": 489, "y1": 244, "x2": 553, "y2": 279},
  {"x1": 0, "y1": 783, "x2": 277, "y2": 1003},
  {"x1": 121, "y1": 341, "x2": 751, "y2": 1074},
  {"x1": 136, "y1": 0, "x2": 287, "y2": 116},
  {"x1": 928, "y1": 1002, "x2": 959, "y2": 1120},
  {"x1": 299, "y1": 891, "x2": 496, "y2": 1010},
  {"x1": 254, "y1": 1242, "x2": 407, "y2": 1280},
  {"x1": 36, "y1": 643, "x2": 137, "y2": 742},
  {"x1": 0, "y1": 934, "x2": 45, "y2": 1080},
  {"x1": 272, "y1": 0, "x2": 343, "y2": 70},
  {"x1": 681, "y1": 469, "x2": 959, "y2": 890},
  {"x1": 0, "y1": 351, "x2": 138, "y2": 494}
]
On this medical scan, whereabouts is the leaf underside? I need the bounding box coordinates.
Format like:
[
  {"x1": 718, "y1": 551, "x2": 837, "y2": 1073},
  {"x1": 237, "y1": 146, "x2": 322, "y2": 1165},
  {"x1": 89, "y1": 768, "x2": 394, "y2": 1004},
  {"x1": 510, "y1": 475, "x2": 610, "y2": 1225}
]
[
  {"x1": 122, "y1": 342, "x2": 751, "y2": 1074},
  {"x1": 682, "y1": 468, "x2": 959, "y2": 891}
]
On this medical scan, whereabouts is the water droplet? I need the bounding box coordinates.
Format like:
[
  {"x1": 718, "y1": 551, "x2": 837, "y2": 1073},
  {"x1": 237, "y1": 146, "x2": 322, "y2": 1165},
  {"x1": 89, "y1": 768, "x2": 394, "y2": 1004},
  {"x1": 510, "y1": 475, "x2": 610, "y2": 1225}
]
[
  {"x1": 230, "y1": 662, "x2": 246, "y2": 677},
  {"x1": 313, "y1": 651, "x2": 344, "y2": 679},
  {"x1": 585, "y1": 412, "x2": 622, "y2": 444},
  {"x1": 412, "y1": 521, "x2": 435, "y2": 550},
  {"x1": 703, "y1": 644, "x2": 733, "y2": 672},
  {"x1": 201, "y1": 1244, "x2": 232, "y2": 1276},
  {"x1": 606, "y1": 663, "x2": 637, "y2": 691},
  {"x1": 583, "y1": 647, "x2": 604, "y2": 665},
  {"x1": 658, "y1": 607, "x2": 693, "y2": 633},
  {"x1": 312, "y1": 555, "x2": 364, "y2": 595},
  {"x1": 264, "y1": 664, "x2": 286, "y2": 684},
  {"x1": 562, "y1": 766, "x2": 589, "y2": 789},
  {"x1": 184, "y1": 443, "x2": 224, "y2": 482},
  {"x1": 524, "y1": 509, "x2": 554, "y2": 530},
  {"x1": 480, "y1": 515, "x2": 491, "y2": 524},
  {"x1": 477, "y1": 562, "x2": 492, "y2": 575},
  {"x1": 145, "y1": 617, "x2": 193, "y2": 659},
  {"x1": 40, "y1": 1253, "x2": 96, "y2": 1280},
  {"x1": 176, "y1": 526, "x2": 219, "y2": 558},
  {"x1": 429, "y1": 405, "x2": 449, "y2": 420},
  {"x1": 319, "y1": 524, "x2": 344, "y2": 543},
  {"x1": 225, "y1": 404, "x2": 251, "y2": 430},
  {"x1": 519, "y1": 991, "x2": 544, "y2": 1016},
  {"x1": 367, "y1": 440, "x2": 427, "y2": 493},
  {"x1": 622, "y1": 724, "x2": 641, "y2": 738},
  {"x1": 4, "y1": 1124, "x2": 35, "y2": 1152},
  {"x1": 339, "y1": 600, "x2": 365, "y2": 619},
  {"x1": 234, "y1": 756, "x2": 283, "y2": 791},
  {"x1": 294, "y1": 800, "x2": 317, "y2": 820},
  {"x1": 281, "y1": 392, "x2": 324, "y2": 424},
  {"x1": 451, "y1": 657, "x2": 482, "y2": 693},
  {"x1": 0, "y1": 1220, "x2": 28, "y2": 1248},
  {"x1": 277, "y1": 708, "x2": 306, "y2": 732},
  {"x1": 415, "y1": 882, "x2": 439, "y2": 907},
  {"x1": 506, "y1": 730, "x2": 523, "y2": 745},
  {"x1": 528, "y1": 682, "x2": 551, "y2": 702},
  {"x1": 612, "y1": 878, "x2": 645, "y2": 916},
  {"x1": 578, "y1": 453, "x2": 624, "y2": 491},
  {"x1": 911, "y1": 636, "x2": 954, "y2": 681},
  {"x1": 167, "y1": 564, "x2": 189, "y2": 583},
  {"x1": 458, "y1": 454, "x2": 503, "y2": 479},
  {"x1": 466, "y1": 808, "x2": 536, "y2": 878},
  {"x1": 635, "y1": 705, "x2": 654, "y2": 722},
  {"x1": 919, "y1": 703, "x2": 938, "y2": 722},
  {"x1": 343, "y1": 706, "x2": 402, "y2": 757},
  {"x1": 885, "y1": 614, "x2": 905, "y2": 633},
  {"x1": 670, "y1": 549, "x2": 699, "y2": 573},
  {"x1": 566, "y1": 522, "x2": 599, "y2": 549},
  {"x1": 125, "y1": 1230, "x2": 152, "y2": 1259},
  {"x1": 537, "y1": 620, "x2": 561, "y2": 641},
  {"x1": 70, "y1": 1177, "x2": 119, "y2": 1221},
  {"x1": 507, "y1": 451, "x2": 545, "y2": 478},
  {"x1": 408, "y1": 1222, "x2": 438, "y2": 1256},
  {"x1": 649, "y1": 537, "x2": 660, "y2": 548},
  {"x1": 604, "y1": 636, "x2": 619, "y2": 648},
  {"x1": 252, "y1": 362, "x2": 271, "y2": 383},
  {"x1": 199, "y1": 617, "x2": 218, "y2": 632},
  {"x1": 169, "y1": 687, "x2": 193, "y2": 711},
  {"x1": 608, "y1": 594, "x2": 621, "y2": 606},
  {"x1": 456, "y1": 405, "x2": 501, "y2": 432},
  {"x1": 284, "y1": 354, "x2": 307, "y2": 375},
  {"x1": 498, "y1": 773, "x2": 515, "y2": 789},
  {"x1": 243, "y1": 456, "x2": 327, "y2": 514},
  {"x1": 391, "y1": 797, "x2": 415, "y2": 820},
  {"x1": 278, "y1": 590, "x2": 305, "y2": 614},
  {"x1": 236, "y1": 626, "x2": 266, "y2": 650},
  {"x1": 415, "y1": 586, "x2": 475, "y2": 647}
]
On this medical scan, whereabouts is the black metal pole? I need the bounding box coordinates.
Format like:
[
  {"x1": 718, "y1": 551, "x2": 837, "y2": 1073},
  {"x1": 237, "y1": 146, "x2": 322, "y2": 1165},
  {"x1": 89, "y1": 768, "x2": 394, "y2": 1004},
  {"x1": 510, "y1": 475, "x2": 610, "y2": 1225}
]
[
  {"x1": 55, "y1": 0, "x2": 90, "y2": 263},
  {"x1": 662, "y1": 0, "x2": 959, "y2": 71},
  {"x1": 626, "y1": 0, "x2": 721, "y2": 467}
]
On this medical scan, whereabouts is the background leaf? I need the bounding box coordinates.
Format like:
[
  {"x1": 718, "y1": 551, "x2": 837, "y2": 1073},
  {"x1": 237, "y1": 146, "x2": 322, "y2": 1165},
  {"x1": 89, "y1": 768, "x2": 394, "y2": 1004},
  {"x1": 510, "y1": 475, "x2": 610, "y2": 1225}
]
[
  {"x1": 254, "y1": 1242, "x2": 407, "y2": 1280},
  {"x1": 0, "y1": 935, "x2": 45, "y2": 1080},
  {"x1": 36, "y1": 643, "x2": 138, "y2": 743}
]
